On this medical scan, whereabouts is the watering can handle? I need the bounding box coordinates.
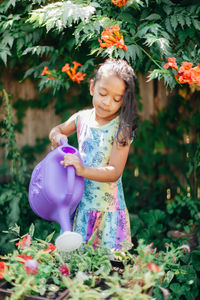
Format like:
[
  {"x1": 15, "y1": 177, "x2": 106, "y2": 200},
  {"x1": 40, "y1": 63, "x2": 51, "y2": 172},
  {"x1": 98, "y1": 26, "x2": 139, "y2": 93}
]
[{"x1": 60, "y1": 138, "x2": 76, "y2": 197}]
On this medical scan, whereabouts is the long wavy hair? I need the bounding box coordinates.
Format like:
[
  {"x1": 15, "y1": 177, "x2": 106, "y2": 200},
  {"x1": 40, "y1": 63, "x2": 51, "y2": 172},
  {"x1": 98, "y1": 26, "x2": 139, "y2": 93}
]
[{"x1": 93, "y1": 58, "x2": 138, "y2": 146}]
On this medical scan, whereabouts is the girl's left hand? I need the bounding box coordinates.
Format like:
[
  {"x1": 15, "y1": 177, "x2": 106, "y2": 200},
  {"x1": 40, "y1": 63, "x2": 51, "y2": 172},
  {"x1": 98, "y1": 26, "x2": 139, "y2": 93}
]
[{"x1": 60, "y1": 154, "x2": 85, "y2": 177}]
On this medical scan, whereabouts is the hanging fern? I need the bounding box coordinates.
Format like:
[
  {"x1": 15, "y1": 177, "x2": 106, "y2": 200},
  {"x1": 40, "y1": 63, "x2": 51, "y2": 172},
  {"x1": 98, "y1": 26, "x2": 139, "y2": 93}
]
[
  {"x1": 28, "y1": 1, "x2": 96, "y2": 32},
  {"x1": 148, "y1": 68, "x2": 176, "y2": 89}
]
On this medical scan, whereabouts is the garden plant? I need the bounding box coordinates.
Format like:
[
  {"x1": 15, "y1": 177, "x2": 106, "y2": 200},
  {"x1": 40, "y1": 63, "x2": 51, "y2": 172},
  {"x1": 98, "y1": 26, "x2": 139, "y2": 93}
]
[{"x1": 0, "y1": 0, "x2": 200, "y2": 299}]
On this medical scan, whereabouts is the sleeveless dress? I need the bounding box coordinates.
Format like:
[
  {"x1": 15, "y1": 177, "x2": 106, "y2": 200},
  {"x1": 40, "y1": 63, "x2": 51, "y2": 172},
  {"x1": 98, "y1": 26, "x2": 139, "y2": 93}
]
[{"x1": 73, "y1": 108, "x2": 132, "y2": 250}]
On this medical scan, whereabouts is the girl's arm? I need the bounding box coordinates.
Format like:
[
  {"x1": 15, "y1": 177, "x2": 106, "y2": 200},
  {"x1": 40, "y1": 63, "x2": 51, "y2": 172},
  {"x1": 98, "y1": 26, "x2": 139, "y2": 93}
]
[
  {"x1": 49, "y1": 112, "x2": 78, "y2": 149},
  {"x1": 61, "y1": 139, "x2": 131, "y2": 182}
]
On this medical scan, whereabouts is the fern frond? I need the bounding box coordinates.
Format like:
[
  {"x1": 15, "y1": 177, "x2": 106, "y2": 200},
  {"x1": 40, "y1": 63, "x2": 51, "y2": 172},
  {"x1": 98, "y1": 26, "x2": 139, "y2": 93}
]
[
  {"x1": 148, "y1": 68, "x2": 176, "y2": 89},
  {"x1": 144, "y1": 34, "x2": 170, "y2": 55},
  {"x1": 22, "y1": 46, "x2": 58, "y2": 57},
  {"x1": 137, "y1": 23, "x2": 162, "y2": 38},
  {"x1": 38, "y1": 77, "x2": 70, "y2": 95},
  {"x1": 28, "y1": 1, "x2": 96, "y2": 32},
  {"x1": 125, "y1": 44, "x2": 143, "y2": 64},
  {"x1": 0, "y1": 46, "x2": 11, "y2": 65}
]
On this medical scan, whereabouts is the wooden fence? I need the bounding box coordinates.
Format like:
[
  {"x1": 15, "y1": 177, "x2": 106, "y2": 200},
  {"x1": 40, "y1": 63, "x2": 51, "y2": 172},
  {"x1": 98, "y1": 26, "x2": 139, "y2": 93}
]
[{"x1": 0, "y1": 69, "x2": 170, "y2": 181}]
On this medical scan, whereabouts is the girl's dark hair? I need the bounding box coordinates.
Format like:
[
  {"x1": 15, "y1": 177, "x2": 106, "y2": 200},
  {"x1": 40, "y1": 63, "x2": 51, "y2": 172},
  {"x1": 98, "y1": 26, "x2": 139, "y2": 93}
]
[{"x1": 93, "y1": 58, "x2": 138, "y2": 146}]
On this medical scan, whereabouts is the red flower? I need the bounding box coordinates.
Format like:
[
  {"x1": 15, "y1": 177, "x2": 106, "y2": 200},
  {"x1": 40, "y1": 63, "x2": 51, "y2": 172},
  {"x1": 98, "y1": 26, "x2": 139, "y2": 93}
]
[
  {"x1": 43, "y1": 243, "x2": 56, "y2": 252},
  {"x1": 99, "y1": 25, "x2": 128, "y2": 51},
  {"x1": 163, "y1": 57, "x2": 178, "y2": 70},
  {"x1": 25, "y1": 259, "x2": 39, "y2": 275},
  {"x1": 62, "y1": 61, "x2": 86, "y2": 84},
  {"x1": 0, "y1": 261, "x2": 8, "y2": 279},
  {"x1": 15, "y1": 235, "x2": 31, "y2": 249},
  {"x1": 17, "y1": 254, "x2": 33, "y2": 264},
  {"x1": 112, "y1": 0, "x2": 130, "y2": 7},
  {"x1": 59, "y1": 265, "x2": 70, "y2": 277},
  {"x1": 147, "y1": 262, "x2": 161, "y2": 272}
]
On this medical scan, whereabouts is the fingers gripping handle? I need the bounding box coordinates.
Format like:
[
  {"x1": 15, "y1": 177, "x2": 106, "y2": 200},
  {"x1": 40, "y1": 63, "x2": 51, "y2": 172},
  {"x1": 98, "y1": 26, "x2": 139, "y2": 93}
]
[{"x1": 60, "y1": 137, "x2": 68, "y2": 145}]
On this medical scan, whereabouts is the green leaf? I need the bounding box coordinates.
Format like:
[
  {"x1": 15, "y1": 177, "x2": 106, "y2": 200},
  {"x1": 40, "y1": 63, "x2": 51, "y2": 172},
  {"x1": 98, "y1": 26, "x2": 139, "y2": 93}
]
[
  {"x1": 45, "y1": 231, "x2": 55, "y2": 243},
  {"x1": 166, "y1": 271, "x2": 175, "y2": 283},
  {"x1": 169, "y1": 283, "x2": 185, "y2": 296},
  {"x1": 29, "y1": 223, "x2": 35, "y2": 237},
  {"x1": 185, "y1": 16, "x2": 192, "y2": 27},
  {"x1": 0, "y1": 47, "x2": 11, "y2": 65},
  {"x1": 125, "y1": 44, "x2": 143, "y2": 63},
  {"x1": 165, "y1": 17, "x2": 174, "y2": 34},
  {"x1": 1, "y1": 34, "x2": 14, "y2": 48},
  {"x1": 137, "y1": 23, "x2": 161, "y2": 38},
  {"x1": 177, "y1": 14, "x2": 185, "y2": 29},
  {"x1": 163, "y1": 4, "x2": 173, "y2": 15},
  {"x1": 170, "y1": 15, "x2": 178, "y2": 30},
  {"x1": 192, "y1": 19, "x2": 200, "y2": 30},
  {"x1": 143, "y1": 13, "x2": 162, "y2": 21},
  {"x1": 144, "y1": 34, "x2": 170, "y2": 55}
]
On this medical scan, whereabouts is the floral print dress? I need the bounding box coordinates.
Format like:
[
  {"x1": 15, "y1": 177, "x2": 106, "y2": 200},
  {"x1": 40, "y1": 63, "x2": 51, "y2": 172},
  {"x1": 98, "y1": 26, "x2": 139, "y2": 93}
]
[{"x1": 73, "y1": 108, "x2": 132, "y2": 250}]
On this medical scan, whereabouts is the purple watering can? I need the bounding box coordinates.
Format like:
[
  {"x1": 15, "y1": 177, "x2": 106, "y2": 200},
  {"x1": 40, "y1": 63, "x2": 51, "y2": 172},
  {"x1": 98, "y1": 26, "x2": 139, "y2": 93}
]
[{"x1": 28, "y1": 138, "x2": 84, "y2": 252}]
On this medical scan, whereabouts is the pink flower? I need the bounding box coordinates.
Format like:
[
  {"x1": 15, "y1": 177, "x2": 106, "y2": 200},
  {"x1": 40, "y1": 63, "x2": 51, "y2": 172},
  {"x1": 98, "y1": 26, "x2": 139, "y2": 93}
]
[
  {"x1": 179, "y1": 244, "x2": 190, "y2": 253},
  {"x1": 159, "y1": 287, "x2": 170, "y2": 300},
  {"x1": 15, "y1": 235, "x2": 31, "y2": 249},
  {"x1": 59, "y1": 265, "x2": 70, "y2": 277},
  {"x1": 25, "y1": 259, "x2": 39, "y2": 275}
]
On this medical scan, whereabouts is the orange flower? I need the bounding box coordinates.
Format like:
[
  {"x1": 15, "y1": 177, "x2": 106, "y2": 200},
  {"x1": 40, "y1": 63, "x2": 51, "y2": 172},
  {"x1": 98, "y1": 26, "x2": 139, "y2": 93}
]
[
  {"x1": 62, "y1": 63, "x2": 70, "y2": 73},
  {"x1": 0, "y1": 261, "x2": 8, "y2": 279},
  {"x1": 191, "y1": 64, "x2": 200, "y2": 86},
  {"x1": 99, "y1": 25, "x2": 128, "y2": 51},
  {"x1": 147, "y1": 262, "x2": 161, "y2": 272},
  {"x1": 180, "y1": 62, "x2": 193, "y2": 70},
  {"x1": 62, "y1": 61, "x2": 86, "y2": 84},
  {"x1": 163, "y1": 58, "x2": 200, "y2": 86},
  {"x1": 41, "y1": 66, "x2": 52, "y2": 76},
  {"x1": 15, "y1": 235, "x2": 31, "y2": 249},
  {"x1": 72, "y1": 61, "x2": 82, "y2": 70},
  {"x1": 163, "y1": 57, "x2": 178, "y2": 71},
  {"x1": 41, "y1": 66, "x2": 55, "y2": 80},
  {"x1": 176, "y1": 62, "x2": 194, "y2": 84},
  {"x1": 17, "y1": 254, "x2": 33, "y2": 264},
  {"x1": 112, "y1": 0, "x2": 130, "y2": 7},
  {"x1": 43, "y1": 243, "x2": 56, "y2": 252}
]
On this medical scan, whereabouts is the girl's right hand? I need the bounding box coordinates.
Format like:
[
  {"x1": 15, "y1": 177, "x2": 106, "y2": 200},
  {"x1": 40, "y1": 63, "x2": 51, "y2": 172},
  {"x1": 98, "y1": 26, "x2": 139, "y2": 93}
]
[{"x1": 50, "y1": 133, "x2": 68, "y2": 150}]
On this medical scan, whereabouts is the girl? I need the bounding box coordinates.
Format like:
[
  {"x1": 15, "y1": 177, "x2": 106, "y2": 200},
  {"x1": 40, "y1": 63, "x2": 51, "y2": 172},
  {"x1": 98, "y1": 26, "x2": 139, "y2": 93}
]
[{"x1": 49, "y1": 58, "x2": 137, "y2": 250}]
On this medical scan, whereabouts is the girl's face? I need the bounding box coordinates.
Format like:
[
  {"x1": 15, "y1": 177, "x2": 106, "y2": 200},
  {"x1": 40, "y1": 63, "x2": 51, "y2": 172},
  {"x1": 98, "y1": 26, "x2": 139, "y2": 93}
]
[{"x1": 90, "y1": 74, "x2": 125, "y2": 123}]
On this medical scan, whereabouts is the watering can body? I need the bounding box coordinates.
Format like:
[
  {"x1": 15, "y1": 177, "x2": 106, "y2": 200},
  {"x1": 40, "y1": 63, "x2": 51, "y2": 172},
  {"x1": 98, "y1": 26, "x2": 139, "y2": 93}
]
[{"x1": 28, "y1": 139, "x2": 84, "y2": 251}]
